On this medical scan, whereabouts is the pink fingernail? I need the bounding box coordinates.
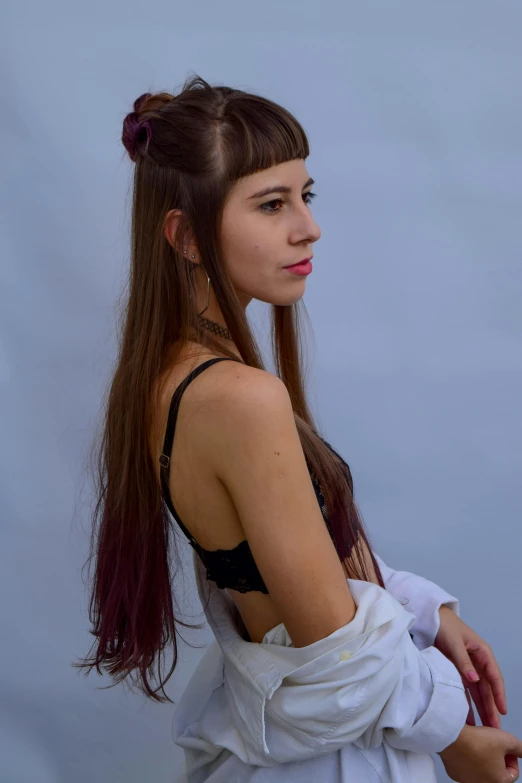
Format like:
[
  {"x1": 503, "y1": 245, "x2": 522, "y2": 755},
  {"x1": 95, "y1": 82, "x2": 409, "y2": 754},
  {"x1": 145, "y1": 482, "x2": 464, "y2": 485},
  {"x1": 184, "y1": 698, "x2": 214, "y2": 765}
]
[{"x1": 468, "y1": 672, "x2": 480, "y2": 682}]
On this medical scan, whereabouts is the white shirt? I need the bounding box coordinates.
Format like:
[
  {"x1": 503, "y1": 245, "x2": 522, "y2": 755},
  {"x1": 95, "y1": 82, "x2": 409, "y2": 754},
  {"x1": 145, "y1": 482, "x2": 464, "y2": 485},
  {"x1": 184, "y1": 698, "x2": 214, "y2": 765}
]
[{"x1": 172, "y1": 551, "x2": 469, "y2": 782}]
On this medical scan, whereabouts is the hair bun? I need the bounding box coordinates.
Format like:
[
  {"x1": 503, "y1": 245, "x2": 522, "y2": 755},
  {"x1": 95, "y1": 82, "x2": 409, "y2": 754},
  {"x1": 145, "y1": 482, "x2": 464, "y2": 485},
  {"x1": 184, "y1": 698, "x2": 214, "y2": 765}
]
[
  {"x1": 122, "y1": 92, "x2": 154, "y2": 162},
  {"x1": 121, "y1": 91, "x2": 175, "y2": 162},
  {"x1": 134, "y1": 92, "x2": 153, "y2": 114}
]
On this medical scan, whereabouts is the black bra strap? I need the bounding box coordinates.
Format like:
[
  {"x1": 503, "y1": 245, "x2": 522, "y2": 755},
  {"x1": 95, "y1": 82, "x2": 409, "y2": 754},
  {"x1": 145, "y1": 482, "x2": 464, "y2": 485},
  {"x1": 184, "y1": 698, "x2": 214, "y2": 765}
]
[{"x1": 159, "y1": 357, "x2": 240, "y2": 543}]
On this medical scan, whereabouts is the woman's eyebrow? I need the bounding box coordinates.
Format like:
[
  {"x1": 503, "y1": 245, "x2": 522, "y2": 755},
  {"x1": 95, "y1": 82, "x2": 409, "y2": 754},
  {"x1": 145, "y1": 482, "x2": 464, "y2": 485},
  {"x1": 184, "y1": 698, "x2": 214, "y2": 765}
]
[{"x1": 247, "y1": 177, "x2": 315, "y2": 200}]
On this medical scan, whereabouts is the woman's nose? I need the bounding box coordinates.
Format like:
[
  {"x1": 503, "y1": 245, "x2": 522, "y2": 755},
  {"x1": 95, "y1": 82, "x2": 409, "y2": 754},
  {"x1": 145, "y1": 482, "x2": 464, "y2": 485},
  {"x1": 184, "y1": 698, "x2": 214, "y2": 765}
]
[{"x1": 291, "y1": 207, "x2": 321, "y2": 245}]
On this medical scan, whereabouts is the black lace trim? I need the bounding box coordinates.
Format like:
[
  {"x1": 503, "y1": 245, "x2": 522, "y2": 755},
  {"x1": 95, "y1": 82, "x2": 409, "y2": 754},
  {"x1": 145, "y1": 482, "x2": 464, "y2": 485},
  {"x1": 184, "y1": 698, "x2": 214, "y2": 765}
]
[{"x1": 197, "y1": 538, "x2": 270, "y2": 594}]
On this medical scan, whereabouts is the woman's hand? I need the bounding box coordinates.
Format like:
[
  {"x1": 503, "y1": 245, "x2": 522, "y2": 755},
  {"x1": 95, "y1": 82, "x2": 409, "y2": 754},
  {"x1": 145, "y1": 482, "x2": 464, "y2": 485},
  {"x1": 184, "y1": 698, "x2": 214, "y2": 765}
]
[
  {"x1": 438, "y1": 725, "x2": 522, "y2": 783},
  {"x1": 435, "y1": 606, "x2": 507, "y2": 729},
  {"x1": 435, "y1": 607, "x2": 518, "y2": 778}
]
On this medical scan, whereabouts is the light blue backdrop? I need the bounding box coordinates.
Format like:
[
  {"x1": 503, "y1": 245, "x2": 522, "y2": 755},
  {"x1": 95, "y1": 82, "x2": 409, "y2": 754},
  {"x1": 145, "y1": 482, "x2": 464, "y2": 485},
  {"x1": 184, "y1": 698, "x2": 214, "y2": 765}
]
[{"x1": 2, "y1": 1, "x2": 521, "y2": 781}]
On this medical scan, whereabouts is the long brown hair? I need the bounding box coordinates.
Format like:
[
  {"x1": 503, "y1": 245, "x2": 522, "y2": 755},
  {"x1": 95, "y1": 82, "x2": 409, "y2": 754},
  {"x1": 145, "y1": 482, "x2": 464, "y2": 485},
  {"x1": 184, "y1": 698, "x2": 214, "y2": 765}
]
[{"x1": 75, "y1": 74, "x2": 384, "y2": 703}]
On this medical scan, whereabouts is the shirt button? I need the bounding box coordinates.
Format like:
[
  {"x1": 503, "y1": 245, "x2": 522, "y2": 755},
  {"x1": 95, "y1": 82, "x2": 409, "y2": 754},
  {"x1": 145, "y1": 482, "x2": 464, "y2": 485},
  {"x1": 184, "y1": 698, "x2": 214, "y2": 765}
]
[{"x1": 339, "y1": 651, "x2": 352, "y2": 661}]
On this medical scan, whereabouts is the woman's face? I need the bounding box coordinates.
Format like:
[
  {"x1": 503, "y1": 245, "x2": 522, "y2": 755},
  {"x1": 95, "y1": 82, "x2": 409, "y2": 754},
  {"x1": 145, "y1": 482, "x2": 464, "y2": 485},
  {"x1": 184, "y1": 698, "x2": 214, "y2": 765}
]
[{"x1": 220, "y1": 158, "x2": 321, "y2": 308}]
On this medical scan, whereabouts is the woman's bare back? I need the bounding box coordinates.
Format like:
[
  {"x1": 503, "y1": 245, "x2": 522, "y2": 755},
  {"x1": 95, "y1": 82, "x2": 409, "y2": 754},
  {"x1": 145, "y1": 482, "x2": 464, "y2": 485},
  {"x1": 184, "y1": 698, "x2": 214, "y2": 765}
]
[
  {"x1": 151, "y1": 343, "x2": 284, "y2": 643},
  {"x1": 150, "y1": 342, "x2": 379, "y2": 645}
]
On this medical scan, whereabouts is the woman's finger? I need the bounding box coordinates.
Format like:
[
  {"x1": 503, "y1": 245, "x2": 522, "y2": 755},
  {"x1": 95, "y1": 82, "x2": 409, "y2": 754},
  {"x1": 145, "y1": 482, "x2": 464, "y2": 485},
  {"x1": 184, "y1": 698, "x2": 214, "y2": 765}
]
[
  {"x1": 467, "y1": 680, "x2": 488, "y2": 727},
  {"x1": 505, "y1": 754, "x2": 519, "y2": 781},
  {"x1": 478, "y1": 675, "x2": 501, "y2": 729},
  {"x1": 469, "y1": 678, "x2": 501, "y2": 728},
  {"x1": 470, "y1": 644, "x2": 507, "y2": 714}
]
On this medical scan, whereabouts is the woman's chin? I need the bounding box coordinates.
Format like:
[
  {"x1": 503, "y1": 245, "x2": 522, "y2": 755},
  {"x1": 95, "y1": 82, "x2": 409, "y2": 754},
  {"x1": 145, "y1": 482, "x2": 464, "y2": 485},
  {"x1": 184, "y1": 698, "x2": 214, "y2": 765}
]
[{"x1": 254, "y1": 287, "x2": 307, "y2": 308}]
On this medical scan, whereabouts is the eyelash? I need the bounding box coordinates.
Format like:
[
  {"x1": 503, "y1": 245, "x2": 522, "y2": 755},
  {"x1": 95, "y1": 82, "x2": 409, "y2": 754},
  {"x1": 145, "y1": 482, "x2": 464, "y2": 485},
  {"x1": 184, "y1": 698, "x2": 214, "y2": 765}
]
[{"x1": 260, "y1": 191, "x2": 317, "y2": 214}]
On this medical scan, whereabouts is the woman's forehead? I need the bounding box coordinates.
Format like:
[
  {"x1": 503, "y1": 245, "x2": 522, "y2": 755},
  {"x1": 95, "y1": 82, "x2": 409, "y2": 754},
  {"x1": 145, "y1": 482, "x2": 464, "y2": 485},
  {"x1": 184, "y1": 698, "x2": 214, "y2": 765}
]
[{"x1": 231, "y1": 159, "x2": 311, "y2": 200}]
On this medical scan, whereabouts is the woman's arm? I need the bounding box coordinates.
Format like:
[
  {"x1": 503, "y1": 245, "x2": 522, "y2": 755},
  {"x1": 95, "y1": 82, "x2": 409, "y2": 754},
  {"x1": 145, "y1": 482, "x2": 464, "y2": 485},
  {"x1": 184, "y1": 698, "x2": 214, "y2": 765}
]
[
  {"x1": 204, "y1": 368, "x2": 469, "y2": 764},
  {"x1": 208, "y1": 365, "x2": 358, "y2": 647}
]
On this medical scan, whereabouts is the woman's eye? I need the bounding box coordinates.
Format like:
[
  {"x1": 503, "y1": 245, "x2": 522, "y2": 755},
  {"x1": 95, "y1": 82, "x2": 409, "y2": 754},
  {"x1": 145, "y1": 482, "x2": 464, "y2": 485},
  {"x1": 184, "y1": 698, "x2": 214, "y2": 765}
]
[
  {"x1": 260, "y1": 198, "x2": 283, "y2": 214},
  {"x1": 260, "y1": 191, "x2": 317, "y2": 214}
]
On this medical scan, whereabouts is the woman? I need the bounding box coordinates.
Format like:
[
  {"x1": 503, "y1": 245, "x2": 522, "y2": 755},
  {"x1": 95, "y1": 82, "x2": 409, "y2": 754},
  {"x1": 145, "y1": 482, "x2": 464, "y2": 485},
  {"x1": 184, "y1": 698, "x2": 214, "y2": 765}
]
[{"x1": 77, "y1": 75, "x2": 520, "y2": 782}]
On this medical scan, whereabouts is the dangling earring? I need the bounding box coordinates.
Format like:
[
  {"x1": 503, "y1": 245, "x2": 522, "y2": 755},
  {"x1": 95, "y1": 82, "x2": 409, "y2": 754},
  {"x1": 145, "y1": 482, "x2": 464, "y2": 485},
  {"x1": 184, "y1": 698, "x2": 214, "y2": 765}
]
[
  {"x1": 197, "y1": 266, "x2": 211, "y2": 316},
  {"x1": 184, "y1": 248, "x2": 210, "y2": 316}
]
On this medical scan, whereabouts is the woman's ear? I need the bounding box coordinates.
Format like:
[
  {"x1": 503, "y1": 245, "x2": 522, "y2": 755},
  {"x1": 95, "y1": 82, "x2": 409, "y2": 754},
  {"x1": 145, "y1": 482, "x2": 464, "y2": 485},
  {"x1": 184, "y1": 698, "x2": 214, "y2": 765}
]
[
  {"x1": 163, "y1": 209, "x2": 182, "y2": 250},
  {"x1": 163, "y1": 209, "x2": 199, "y2": 259}
]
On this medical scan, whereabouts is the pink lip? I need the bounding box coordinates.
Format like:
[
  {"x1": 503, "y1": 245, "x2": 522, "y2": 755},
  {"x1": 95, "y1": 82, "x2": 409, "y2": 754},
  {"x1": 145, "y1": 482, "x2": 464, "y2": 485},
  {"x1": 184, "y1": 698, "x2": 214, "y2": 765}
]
[
  {"x1": 285, "y1": 257, "x2": 313, "y2": 268},
  {"x1": 284, "y1": 259, "x2": 313, "y2": 276}
]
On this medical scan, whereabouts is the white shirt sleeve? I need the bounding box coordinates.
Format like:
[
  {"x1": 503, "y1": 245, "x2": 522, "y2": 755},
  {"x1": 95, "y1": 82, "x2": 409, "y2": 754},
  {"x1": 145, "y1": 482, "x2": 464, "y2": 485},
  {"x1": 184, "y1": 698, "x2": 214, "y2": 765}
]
[
  {"x1": 225, "y1": 579, "x2": 468, "y2": 765},
  {"x1": 373, "y1": 553, "x2": 460, "y2": 649}
]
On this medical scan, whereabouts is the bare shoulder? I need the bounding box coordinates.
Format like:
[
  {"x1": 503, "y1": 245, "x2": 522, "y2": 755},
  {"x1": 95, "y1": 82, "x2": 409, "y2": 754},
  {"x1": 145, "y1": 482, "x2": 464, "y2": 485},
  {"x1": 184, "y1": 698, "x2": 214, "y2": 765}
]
[
  {"x1": 191, "y1": 358, "x2": 290, "y2": 416},
  {"x1": 208, "y1": 358, "x2": 285, "y2": 390},
  {"x1": 171, "y1": 355, "x2": 290, "y2": 465},
  {"x1": 197, "y1": 361, "x2": 292, "y2": 447}
]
